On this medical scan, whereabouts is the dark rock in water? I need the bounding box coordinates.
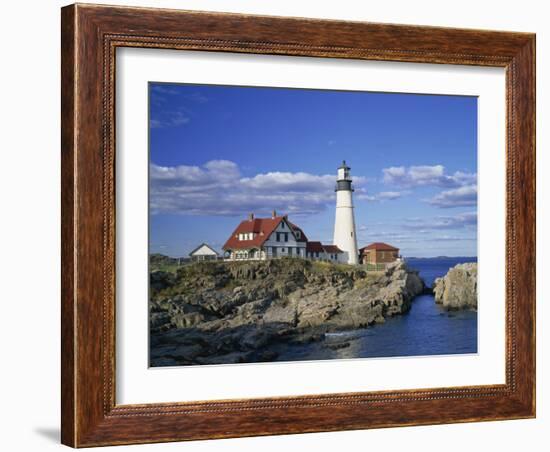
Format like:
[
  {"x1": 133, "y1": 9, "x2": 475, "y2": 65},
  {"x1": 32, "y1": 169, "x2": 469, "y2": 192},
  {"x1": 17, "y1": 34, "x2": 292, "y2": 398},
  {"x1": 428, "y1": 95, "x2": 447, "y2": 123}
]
[
  {"x1": 195, "y1": 351, "x2": 254, "y2": 365},
  {"x1": 325, "y1": 341, "x2": 351, "y2": 351},
  {"x1": 149, "y1": 258, "x2": 425, "y2": 366},
  {"x1": 433, "y1": 263, "x2": 477, "y2": 310},
  {"x1": 170, "y1": 343, "x2": 205, "y2": 362},
  {"x1": 257, "y1": 350, "x2": 279, "y2": 361}
]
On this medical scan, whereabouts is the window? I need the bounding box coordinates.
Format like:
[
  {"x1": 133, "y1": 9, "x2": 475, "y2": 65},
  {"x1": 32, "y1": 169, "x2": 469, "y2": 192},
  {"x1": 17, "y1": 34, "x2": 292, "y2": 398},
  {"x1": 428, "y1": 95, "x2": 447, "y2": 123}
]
[
  {"x1": 284, "y1": 233, "x2": 288, "y2": 242},
  {"x1": 282, "y1": 248, "x2": 285, "y2": 252},
  {"x1": 281, "y1": 222, "x2": 285, "y2": 229},
  {"x1": 316, "y1": 252, "x2": 320, "y2": 258}
]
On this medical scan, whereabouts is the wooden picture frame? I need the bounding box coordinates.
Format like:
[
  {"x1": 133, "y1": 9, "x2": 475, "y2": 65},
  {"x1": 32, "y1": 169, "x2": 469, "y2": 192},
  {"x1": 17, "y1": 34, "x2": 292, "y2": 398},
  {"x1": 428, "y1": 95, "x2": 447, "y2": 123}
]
[{"x1": 61, "y1": 3, "x2": 536, "y2": 447}]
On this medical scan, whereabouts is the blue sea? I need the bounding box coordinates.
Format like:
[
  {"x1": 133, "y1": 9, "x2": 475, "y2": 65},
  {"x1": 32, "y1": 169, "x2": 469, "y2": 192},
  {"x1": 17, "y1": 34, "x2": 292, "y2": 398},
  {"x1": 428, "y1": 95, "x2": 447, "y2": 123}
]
[
  {"x1": 275, "y1": 256, "x2": 478, "y2": 361},
  {"x1": 406, "y1": 256, "x2": 478, "y2": 287}
]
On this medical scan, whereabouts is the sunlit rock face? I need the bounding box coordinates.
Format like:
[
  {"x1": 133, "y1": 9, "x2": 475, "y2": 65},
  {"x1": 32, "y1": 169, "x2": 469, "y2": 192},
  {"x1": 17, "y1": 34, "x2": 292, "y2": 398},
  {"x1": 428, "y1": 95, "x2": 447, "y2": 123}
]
[
  {"x1": 433, "y1": 263, "x2": 477, "y2": 310},
  {"x1": 149, "y1": 258, "x2": 425, "y2": 366}
]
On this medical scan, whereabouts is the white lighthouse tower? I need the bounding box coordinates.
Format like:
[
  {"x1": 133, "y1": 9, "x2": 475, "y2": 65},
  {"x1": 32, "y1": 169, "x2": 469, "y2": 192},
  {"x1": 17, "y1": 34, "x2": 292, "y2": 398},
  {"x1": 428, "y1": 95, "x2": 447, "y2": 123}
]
[{"x1": 333, "y1": 161, "x2": 359, "y2": 265}]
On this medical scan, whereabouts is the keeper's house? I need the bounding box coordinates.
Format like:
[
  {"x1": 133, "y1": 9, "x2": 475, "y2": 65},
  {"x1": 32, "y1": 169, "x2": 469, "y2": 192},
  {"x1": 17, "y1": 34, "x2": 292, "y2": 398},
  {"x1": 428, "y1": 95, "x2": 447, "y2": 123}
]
[
  {"x1": 359, "y1": 242, "x2": 400, "y2": 265},
  {"x1": 189, "y1": 243, "x2": 219, "y2": 261},
  {"x1": 306, "y1": 241, "x2": 343, "y2": 263},
  {"x1": 222, "y1": 211, "x2": 307, "y2": 261}
]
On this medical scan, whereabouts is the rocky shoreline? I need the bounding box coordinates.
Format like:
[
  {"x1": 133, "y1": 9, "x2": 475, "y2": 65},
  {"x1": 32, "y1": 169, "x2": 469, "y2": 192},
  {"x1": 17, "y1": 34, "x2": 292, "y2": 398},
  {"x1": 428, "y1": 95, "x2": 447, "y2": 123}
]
[
  {"x1": 150, "y1": 258, "x2": 424, "y2": 366},
  {"x1": 433, "y1": 262, "x2": 477, "y2": 310}
]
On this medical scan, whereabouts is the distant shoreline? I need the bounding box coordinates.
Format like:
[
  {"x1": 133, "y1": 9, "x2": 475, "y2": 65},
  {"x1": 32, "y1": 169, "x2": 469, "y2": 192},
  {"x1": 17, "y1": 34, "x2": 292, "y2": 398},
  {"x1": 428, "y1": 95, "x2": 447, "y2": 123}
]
[{"x1": 405, "y1": 256, "x2": 478, "y2": 260}]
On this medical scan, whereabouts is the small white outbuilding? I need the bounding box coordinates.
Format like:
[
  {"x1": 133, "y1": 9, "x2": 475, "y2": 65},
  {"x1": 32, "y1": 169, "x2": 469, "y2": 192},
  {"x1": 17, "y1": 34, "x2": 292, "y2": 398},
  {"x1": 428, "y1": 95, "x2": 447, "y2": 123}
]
[{"x1": 189, "y1": 243, "x2": 219, "y2": 261}]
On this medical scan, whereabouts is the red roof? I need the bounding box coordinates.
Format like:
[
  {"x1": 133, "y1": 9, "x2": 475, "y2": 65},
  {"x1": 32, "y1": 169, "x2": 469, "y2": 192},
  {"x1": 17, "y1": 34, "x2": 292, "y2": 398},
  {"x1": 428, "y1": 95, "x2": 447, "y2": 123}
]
[
  {"x1": 306, "y1": 241, "x2": 324, "y2": 253},
  {"x1": 287, "y1": 221, "x2": 308, "y2": 243},
  {"x1": 223, "y1": 215, "x2": 306, "y2": 251},
  {"x1": 306, "y1": 242, "x2": 342, "y2": 254},
  {"x1": 323, "y1": 245, "x2": 343, "y2": 254},
  {"x1": 360, "y1": 242, "x2": 399, "y2": 253}
]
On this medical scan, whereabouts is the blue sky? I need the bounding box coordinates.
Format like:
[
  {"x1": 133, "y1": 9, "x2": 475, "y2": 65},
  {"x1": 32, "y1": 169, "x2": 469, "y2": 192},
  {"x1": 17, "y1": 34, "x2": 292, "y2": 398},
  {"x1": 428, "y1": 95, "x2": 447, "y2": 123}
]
[{"x1": 149, "y1": 82, "x2": 477, "y2": 258}]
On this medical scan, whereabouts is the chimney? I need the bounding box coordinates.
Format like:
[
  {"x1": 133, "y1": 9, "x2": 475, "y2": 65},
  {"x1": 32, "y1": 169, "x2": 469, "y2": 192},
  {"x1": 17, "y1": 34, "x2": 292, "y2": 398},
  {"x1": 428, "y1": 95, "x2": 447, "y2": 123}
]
[
  {"x1": 271, "y1": 210, "x2": 277, "y2": 219},
  {"x1": 248, "y1": 213, "x2": 254, "y2": 221}
]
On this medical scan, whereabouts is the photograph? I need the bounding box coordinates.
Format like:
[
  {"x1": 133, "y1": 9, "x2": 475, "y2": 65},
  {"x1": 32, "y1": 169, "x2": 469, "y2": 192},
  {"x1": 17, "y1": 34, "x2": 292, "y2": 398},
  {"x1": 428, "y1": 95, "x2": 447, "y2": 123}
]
[{"x1": 148, "y1": 82, "x2": 479, "y2": 367}]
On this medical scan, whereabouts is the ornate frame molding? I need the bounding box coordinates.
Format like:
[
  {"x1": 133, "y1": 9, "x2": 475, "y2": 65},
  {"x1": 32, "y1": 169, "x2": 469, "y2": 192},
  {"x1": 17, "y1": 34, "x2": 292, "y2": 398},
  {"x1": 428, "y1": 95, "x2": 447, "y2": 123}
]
[{"x1": 62, "y1": 4, "x2": 535, "y2": 447}]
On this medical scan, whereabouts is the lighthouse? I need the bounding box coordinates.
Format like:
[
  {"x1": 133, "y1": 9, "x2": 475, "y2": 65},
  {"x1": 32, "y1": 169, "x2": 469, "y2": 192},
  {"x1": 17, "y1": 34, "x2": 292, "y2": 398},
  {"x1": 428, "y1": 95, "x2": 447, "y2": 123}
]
[{"x1": 333, "y1": 161, "x2": 359, "y2": 265}]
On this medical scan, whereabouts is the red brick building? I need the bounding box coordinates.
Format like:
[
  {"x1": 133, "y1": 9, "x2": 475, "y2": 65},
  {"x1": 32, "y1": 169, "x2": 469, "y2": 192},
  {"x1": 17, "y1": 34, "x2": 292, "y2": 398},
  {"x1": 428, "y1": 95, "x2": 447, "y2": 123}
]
[{"x1": 359, "y1": 242, "x2": 399, "y2": 265}]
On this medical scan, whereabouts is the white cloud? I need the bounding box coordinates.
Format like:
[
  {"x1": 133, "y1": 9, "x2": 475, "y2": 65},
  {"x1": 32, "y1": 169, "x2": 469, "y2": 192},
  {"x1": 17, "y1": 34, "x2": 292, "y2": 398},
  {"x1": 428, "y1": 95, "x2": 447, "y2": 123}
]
[
  {"x1": 356, "y1": 190, "x2": 407, "y2": 202},
  {"x1": 149, "y1": 111, "x2": 190, "y2": 129},
  {"x1": 240, "y1": 172, "x2": 336, "y2": 192},
  {"x1": 429, "y1": 184, "x2": 477, "y2": 208},
  {"x1": 407, "y1": 211, "x2": 477, "y2": 230},
  {"x1": 433, "y1": 235, "x2": 476, "y2": 241},
  {"x1": 383, "y1": 165, "x2": 476, "y2": 188},
  {"x1": 150, "y1": 160, "x2": 239, "y2": 193},
  {"x1": 151, "y1": 85, "x2": 180, "y2": 96},
  {"x1": 150, "y1": 160, "x2": 368, "y2": 217}
]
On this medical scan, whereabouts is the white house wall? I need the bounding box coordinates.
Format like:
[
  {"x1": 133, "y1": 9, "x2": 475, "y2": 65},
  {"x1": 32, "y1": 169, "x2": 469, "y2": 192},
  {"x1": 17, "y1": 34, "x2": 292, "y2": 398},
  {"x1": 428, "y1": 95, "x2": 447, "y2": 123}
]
[
  {"x1": 337, "y1": 251, "x2": 350, "y2": 264},
  {"x1": 225, "y1": 219, "x2": 307, "y2": 260},
  {"x1": 306, "y1": 251, "x2": 342, "y2": 263},
  {"x1": 263, "y1": 220, "x2": 306, "y2": 257}
]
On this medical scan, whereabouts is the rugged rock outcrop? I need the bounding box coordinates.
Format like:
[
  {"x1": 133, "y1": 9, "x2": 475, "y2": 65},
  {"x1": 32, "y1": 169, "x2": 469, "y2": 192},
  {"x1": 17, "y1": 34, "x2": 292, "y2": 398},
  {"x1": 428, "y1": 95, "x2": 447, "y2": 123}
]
[
  {"x1": 433, "y1": 263, "x2": 477, "y2": 310},
  {"x1": 150, "y1": 258, "x2": 424, "y2": 366}
]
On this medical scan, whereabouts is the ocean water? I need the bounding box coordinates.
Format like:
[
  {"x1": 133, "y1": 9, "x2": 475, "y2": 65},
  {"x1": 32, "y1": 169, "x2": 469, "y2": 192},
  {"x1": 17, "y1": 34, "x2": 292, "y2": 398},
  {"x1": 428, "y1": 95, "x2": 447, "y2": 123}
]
[
  {"x1": 406, "y1": 256, "x2": 478, "y2": 287},
  {"x1": 275, "y1": 256, "x2": 478, "y2": 361}
]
